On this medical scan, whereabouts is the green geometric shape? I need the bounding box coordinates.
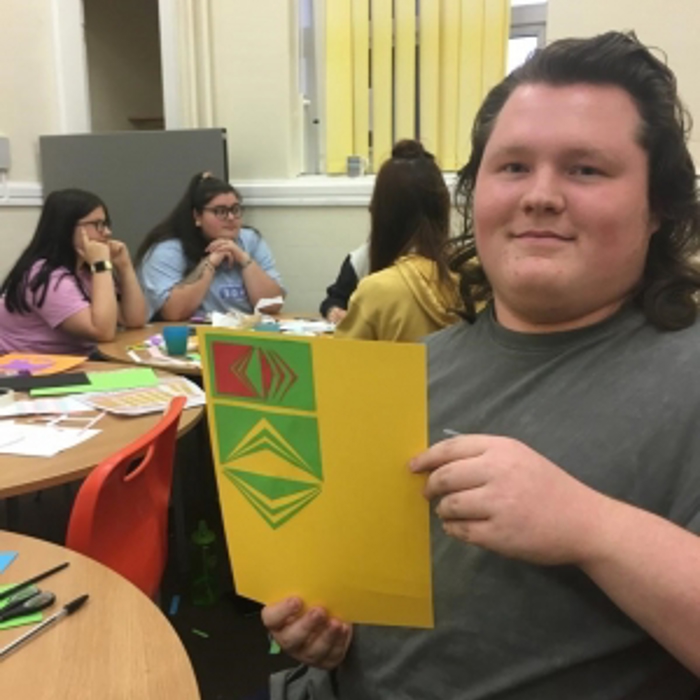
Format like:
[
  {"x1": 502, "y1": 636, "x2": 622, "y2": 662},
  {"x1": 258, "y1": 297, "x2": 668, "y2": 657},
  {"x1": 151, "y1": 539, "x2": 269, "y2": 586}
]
[
  {"x1": 227, "y1": 471, "x2": 321, "y2": 529},
  {"x1": 204, "y1": 333, "x2": 316, "y2": 410},
  {"x1": 214, "y1": 404, "x2": 323, "y2": 480},
  {"x1": 228, "y1": 469, "x2": 318, "y2": 500}
]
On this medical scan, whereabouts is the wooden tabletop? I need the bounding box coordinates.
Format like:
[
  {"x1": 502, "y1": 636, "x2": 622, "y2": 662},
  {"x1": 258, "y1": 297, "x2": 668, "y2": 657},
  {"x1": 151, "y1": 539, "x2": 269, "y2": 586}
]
[
  {"x1": 0, "y1": 531, "x2": 200, "y2": 699},
  {"x1": 0, "y1": 361, "x2": 203, "y2": 498},
  {"x1": 97, "y1": 322, "x2": 202, "y2": 377}
]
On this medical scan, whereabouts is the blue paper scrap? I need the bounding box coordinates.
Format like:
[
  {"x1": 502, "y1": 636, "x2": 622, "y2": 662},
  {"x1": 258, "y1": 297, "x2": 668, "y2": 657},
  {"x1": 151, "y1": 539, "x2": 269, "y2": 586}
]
[{"x1": 0, "y1": 552, "x2": 18, "y2": 574}]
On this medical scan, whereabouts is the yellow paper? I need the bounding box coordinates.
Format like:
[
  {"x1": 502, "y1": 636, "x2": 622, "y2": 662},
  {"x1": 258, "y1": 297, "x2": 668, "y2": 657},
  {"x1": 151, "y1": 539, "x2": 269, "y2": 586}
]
[
  {"x1": 0, "y1": 353, "x2": 86, "y2": 376},
  {"x1": 198, "y1": 329, "x2": 433, "y2": 628}
]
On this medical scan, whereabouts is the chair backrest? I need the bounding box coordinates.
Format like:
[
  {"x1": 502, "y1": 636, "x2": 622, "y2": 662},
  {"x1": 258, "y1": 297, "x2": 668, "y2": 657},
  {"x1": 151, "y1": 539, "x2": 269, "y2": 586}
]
[{"x1": 66, "y1": 396, "x2": 187, "y2": 598}]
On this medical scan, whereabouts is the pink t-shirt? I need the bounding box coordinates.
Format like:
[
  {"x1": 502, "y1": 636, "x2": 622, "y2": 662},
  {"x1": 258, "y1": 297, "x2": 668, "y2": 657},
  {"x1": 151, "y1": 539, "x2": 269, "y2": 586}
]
[{"x1": 0, "y1": 262, "x2": 95, "y2": 355}]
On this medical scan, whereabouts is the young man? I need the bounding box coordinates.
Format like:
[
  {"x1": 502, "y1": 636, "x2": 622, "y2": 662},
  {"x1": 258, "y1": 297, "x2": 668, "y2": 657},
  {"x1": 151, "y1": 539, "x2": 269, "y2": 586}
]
[{"x1": 264, "y1": 32, "x2": 700, "y2": 699}]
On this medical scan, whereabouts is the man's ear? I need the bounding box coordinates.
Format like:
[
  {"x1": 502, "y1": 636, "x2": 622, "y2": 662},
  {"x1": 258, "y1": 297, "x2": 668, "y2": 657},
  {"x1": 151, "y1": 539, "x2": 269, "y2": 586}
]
[{"x1": 648, "y1": 211, "x2": 661, "y2": 237}]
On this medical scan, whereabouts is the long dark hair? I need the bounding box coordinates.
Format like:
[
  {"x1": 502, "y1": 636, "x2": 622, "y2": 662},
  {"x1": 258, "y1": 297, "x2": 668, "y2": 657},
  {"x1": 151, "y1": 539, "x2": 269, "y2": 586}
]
[
  {"x1": 135, "y1": 172, "x2": 239, "y2": 273},
  {"x1": 1, "y1": 188, "x2": 107, "y2": 313},
  {"x1": 369, "y1": 140, "x2": 451, "y2": 280},
  {"x1": 450, "y1": 31, "x2": 700, "y2": 329}
]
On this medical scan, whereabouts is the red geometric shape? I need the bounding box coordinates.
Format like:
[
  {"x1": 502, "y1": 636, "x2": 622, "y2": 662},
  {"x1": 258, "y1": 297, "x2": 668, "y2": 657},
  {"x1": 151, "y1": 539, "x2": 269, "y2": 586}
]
[{"x1": 212, "y1": 342, "x2": 257, "y2": 398}]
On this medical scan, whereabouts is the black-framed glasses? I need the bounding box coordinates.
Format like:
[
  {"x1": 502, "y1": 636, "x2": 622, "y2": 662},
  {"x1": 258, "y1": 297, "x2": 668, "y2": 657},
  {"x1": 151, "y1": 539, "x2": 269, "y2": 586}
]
[
  {"x1": 77, "y1": 219, "x2": 111, "y2": 234},
  {"x1": 203, "y1": 204, "x2": 243, "y2": 220}
]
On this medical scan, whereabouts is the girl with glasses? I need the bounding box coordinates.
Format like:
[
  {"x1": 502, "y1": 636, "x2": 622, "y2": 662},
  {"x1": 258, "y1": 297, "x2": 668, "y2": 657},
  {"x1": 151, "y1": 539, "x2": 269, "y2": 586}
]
[
  {"x1": 136, "y1": 172, "x2": 285, "y2": 321},
  {"x1": 0, "y1": 188, "x2": 147, "y2": 354}
]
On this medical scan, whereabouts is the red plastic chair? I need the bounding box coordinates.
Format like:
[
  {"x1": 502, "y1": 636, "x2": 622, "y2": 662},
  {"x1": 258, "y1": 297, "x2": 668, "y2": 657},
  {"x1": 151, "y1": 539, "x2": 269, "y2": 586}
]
[{"x1": 66, "y1": 396, "x2": 187, "y2": 598}]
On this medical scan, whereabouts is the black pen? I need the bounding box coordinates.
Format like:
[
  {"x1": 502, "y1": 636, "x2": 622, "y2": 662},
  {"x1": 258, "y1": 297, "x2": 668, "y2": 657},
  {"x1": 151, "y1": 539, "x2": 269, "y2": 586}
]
[
  {"x1": 0, "y1": 562, "x2": 69, "y2": 604},
  {"x1": 0, "y1": 594, "x2": 89, "y2": 660}
]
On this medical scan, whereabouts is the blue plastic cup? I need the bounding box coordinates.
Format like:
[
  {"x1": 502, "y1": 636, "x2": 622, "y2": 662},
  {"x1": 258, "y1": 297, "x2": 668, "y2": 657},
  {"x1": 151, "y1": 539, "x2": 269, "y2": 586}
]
[{"x1": 162, "y1": 325, "x2": 190, "y2": 356}]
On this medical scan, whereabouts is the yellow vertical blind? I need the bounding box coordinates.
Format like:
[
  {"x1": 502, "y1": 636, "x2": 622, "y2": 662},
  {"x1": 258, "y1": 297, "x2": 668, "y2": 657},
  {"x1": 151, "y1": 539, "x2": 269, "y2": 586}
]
[
  {"x1": 371, "y1": 0, "x2": 393, "y2": 168},
  {"x1": 325, "y1": 0, "x2": 354, "y2": 173},
  {"x1": 351, "y1": 0, "x2": 370, "y2": 164},
  {"x1": 324, "y1": 0, "x2": 509, "y2": 174},
  {"x1": 394, "y1": 0, "x2": 416, "y2": 144}
]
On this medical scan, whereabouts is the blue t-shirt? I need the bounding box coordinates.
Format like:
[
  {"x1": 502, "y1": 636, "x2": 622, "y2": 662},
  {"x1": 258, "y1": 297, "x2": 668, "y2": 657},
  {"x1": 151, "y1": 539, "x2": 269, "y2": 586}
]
[{"x1": 138, "y1": 228, "x2": 284, "y2": 319}]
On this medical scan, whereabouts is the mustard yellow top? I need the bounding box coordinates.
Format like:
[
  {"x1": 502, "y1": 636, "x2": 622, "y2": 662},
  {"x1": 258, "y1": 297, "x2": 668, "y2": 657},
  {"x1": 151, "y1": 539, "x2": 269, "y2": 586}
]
[{"x1": 334, "y1": 255, "x2": 463, "y2": 342}]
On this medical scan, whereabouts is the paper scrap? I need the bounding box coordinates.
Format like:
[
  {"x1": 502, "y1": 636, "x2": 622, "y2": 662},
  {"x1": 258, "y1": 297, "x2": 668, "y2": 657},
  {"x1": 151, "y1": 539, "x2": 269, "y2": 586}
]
[
  {"x1": 0, "y1": 421, "x2": 100, "y2": 457},
  {"x1": 198, "y1": 329, "x2": 433, "y2": 629},
  {"x1": 0, "y1": 584, "x2": 43, "y2": 630},
  {"x1": 0, "y1": 397, "x2": 93, "y2": 417},
  {"x1": 0, "y1": 353, "x2": 86, "y2": 377},
  {"x1": 254, "y1": 296, "x2": 284, "y2": 314},
  {"x1": 78, "y1": 376, "x2": 206, "y2": 416},
  {"x1": 0, "y1": 552, "x2": 18, "y2": 574},
  {"x1": 30, "y1": 368, "x2": 159, "y2": 397}
]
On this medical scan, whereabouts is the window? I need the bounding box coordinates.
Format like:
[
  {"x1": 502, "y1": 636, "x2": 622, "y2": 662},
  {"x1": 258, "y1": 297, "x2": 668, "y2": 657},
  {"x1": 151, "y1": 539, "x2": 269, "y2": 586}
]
[{"x1": 300, "y1": 0, "x2": 546, "y2": 175}]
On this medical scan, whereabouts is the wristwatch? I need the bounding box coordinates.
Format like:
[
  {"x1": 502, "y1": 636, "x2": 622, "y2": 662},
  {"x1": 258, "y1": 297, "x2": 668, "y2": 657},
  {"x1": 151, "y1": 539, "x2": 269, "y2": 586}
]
[{"x1": 89, "y1": 260, "x2": 113, "y2": 274}]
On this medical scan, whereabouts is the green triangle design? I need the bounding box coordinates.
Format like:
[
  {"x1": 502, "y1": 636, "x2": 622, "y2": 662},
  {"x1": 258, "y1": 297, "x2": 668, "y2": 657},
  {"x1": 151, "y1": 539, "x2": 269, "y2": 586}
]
[
  {"x1": 229, "y1": 469, "x2": 318, "y2": 500},
  {"x1": 226, "y1": 472, "x2": 321, "y2": 528},
  {"x1": 227, "y1": 429, "x2": 308, "y2": 472},
  {"x1": 229, "y1": 473, "x2": 319, "y2": 516}
]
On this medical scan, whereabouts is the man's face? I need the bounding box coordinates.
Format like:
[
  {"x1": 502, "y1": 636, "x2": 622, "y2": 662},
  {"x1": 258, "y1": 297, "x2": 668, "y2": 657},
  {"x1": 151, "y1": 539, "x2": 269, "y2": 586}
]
[{"x1": 473, "y1": 83, "x2": 657, "y2": 331}]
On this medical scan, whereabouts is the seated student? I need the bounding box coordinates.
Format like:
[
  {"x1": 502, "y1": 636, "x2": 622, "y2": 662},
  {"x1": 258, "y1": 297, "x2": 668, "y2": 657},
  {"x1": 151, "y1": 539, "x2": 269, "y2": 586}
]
[
  {"x1": 319, "y1": 242, "x2": 369, "y2": 324},
  {"x1": 334, "y1": 140, "x2": 462, "y2": 342},
  {"x1": 136, "y1": 172, "x2": 285, "y2": 321},
  {"x1": 0, "y1": 188, "x2": 147, "y2": 355}
]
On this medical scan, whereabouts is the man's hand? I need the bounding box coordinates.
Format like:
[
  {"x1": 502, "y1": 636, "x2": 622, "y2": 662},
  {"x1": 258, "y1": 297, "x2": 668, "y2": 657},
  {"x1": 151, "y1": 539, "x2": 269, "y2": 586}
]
[
  {"x1": 262, "y1": 597, "x2": 353, "y2": 670},
  {"x1": 411, "y1": 434, "x2": 610, "y2": 566}
]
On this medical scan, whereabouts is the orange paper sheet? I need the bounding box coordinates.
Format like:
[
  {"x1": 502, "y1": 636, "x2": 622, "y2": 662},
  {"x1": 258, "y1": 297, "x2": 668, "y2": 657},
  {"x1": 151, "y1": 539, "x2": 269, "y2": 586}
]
[{"x1": 0, "y1": 353, "x2": 86, "y2": 376}]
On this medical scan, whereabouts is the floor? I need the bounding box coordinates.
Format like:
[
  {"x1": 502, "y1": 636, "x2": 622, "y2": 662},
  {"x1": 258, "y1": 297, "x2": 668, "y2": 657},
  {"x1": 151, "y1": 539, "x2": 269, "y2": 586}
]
[{"x1": 0, "y1": 425, "x2": 296, "y2": 700}]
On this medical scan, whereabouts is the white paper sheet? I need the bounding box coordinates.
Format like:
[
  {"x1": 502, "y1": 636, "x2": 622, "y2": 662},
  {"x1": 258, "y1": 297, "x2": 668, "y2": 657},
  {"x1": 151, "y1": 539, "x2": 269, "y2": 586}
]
[{"x1": 0, "y1": 421, "x2": 100, "y2": 457}]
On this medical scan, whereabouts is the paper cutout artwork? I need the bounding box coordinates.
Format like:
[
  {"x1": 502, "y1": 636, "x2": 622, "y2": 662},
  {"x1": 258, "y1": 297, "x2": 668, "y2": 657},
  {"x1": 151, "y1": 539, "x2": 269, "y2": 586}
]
[
  {"x1": 199, "y1": 329, "x2": 433, "y2": 628},
  {"x1": 0, "y1": 353, "x2": 86, "y2": 376}
]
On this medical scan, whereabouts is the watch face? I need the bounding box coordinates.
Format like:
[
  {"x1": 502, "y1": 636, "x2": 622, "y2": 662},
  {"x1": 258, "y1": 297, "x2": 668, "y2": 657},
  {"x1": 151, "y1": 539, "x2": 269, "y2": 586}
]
[{"x1": 91, "y1": 260, "x2": 113, "y2": 273}]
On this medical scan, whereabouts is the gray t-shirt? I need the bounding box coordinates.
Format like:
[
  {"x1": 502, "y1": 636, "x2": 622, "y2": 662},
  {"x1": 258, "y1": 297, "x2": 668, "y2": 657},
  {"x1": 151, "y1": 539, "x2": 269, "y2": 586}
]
[{"x1": 335, "y1": 305, "x2": 700, "y2": 699}]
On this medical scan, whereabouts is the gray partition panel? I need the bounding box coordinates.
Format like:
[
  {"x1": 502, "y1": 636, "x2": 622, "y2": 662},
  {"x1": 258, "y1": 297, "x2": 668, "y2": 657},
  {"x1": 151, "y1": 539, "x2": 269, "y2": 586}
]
[{"x1": 39, "y1": 128, "x2": 228, "y2": 255}]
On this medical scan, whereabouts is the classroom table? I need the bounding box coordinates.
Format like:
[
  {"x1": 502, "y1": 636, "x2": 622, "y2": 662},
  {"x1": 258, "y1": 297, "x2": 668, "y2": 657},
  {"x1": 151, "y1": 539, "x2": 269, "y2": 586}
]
[
  {"x1": 98, "y1": 322, "x2": 202, "y2": 377},
  {"x1": 0, "y1": 530, "x2": 200, "y2": 699},
  {"x1": 0, "y1": 361, "x2": 204, "y2": 499},
  {"x1": 97, "y1": 316, "x2": 326, "y2": 376}
]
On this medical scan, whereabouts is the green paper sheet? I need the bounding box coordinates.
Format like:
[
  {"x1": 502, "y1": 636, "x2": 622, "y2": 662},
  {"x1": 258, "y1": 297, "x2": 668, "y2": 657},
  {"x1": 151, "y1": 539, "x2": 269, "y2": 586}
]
[
  {"x1": 30, "y1": 368, "x2": 159, "y2": 396},
  {"x1": 0, "y1": 585, "x2": 42, "y2": 630}
]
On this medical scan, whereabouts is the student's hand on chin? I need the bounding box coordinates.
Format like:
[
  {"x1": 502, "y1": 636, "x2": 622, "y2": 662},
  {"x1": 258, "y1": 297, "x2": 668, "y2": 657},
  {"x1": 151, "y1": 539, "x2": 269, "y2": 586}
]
[
  {"x1": 262, "y1": 597, "x2": 353, "y2": 670},
  {"x1": 79, "y1": 229, "x2": 111, "y2": 265},
  {"x1": 108, "y1": 240, "x2": 131, "y2": 268}
]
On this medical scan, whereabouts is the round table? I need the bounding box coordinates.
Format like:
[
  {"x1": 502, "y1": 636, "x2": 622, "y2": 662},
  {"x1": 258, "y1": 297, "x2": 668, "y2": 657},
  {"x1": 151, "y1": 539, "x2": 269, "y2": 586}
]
[
  {"x1": 0, "y1": 361, "x2": 204, "y2": 498},
  {"x1": 0, "y1": 531, "x2": 200, "y2": 699},
  {"x1": 97, "y1": 322, "x2": 202, "y2": 377}
]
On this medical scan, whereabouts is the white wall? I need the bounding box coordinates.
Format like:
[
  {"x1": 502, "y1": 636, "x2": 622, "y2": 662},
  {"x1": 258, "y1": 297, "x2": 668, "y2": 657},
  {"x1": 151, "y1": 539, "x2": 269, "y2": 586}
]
[
  {"x1": 547, "y1": 0, "x2": 700, "y2": 162},
  {"x1": 245, "y1": 207, "x2": 369, "y2": 314},
  {"x1": 209, "y1": 0, "x2": 303, "y2": 179},
  {"x1": 0, "y1": 0, "x2": 61, "y2": 181}
]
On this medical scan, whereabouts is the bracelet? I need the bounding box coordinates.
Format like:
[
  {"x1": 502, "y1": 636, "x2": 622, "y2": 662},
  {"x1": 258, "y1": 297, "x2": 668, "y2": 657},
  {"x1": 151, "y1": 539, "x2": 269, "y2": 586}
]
[
  {"x1": 240, "y1": 256, "x2": 253, "y2": 269},
  {"x1": 203, "y1": 259, "x2": 216, "y2": 274}
]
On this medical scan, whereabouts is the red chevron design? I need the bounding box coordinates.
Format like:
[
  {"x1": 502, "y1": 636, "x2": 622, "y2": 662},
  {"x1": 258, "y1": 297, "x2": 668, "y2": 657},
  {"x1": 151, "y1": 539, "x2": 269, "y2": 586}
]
[{"x1": 212, "y1": 342, "x2": 258, "y2": 397}]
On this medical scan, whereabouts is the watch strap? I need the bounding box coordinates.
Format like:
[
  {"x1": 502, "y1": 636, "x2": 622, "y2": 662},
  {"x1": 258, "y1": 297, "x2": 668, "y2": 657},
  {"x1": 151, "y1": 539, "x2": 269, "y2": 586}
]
[{"x1": 90, "y1": 260, "x2": 113, "y2": 274}]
